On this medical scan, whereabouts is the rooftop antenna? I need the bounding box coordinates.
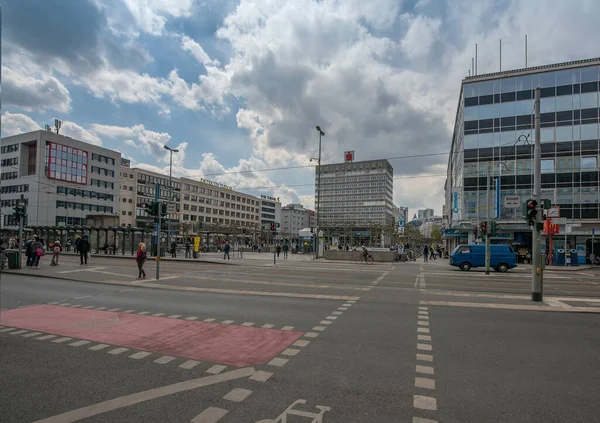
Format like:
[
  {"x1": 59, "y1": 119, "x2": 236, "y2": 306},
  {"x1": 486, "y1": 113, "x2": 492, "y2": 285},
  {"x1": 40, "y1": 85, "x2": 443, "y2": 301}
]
[
  {"x1": 475, "y1": 43, "x2": 478, "y2": 75},
  {"x1": 525, "y1": 34, "x2": 528, "y2": 68},
  {"x1": 54, "y1": 119, "x2": 61, "y2": 134},
  {"x1": 499, "y1": 39, "x2": 502, "y2": 71}
]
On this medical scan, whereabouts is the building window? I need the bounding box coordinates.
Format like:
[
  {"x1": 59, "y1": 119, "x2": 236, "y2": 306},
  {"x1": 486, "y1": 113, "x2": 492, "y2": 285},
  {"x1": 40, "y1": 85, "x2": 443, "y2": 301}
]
[
  {"x1": 541, "y1": 159, "x2": 555, "y2": 173},
  {"x1": 581, "y1": 156, "x2": 598, "y2": 170},
  {"x1": 46, "y1": 142, "x2": 88, "y2": 184}
]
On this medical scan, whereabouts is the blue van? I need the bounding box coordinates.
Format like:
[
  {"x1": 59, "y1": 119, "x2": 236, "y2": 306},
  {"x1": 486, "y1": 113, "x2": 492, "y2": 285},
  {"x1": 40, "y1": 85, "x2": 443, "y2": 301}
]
[{"x1": 449, "y1": 244, "x2": 517, "y2": 272}]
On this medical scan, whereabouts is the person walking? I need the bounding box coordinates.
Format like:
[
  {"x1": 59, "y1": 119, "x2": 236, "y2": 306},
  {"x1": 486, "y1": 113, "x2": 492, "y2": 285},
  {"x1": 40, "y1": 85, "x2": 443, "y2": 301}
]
[
  {"x1": 78, "y1": 235, "x2": 90, "y2": 265},
  {"x1": 66, "y1": 238, "x2": 72, "y2": 252},
  {"x1": 136, "y1": 242, "x2": 147, "y2": 279},
  {"x1": 223, "y1": 241, "x2": 230, "y2": 260},
  {"x1": 31, "y1": 237, "x2": 44, "y2": 268},
  {"x1": 423, "y1": 245, "x2": 429, "y2": 262},
  {"x1": 276, "y1": 243, "x2": 281, "y2": 258},
  {"x1": 185, "y1": 240, "x2": 191, "y2": 258},
  {"x1": 258, "y1": 243, "x2": 262, "y2": 254},
  {"x1": 283, "y1": 243, "x2": 289, "y2": 259},
  {"x1": 50, "y1": 240, "x2": 62, "y2": 266},
  {"x1": 170, "y1": 241, "x2": 177, "y2": 258},
  {"x1": 25, "y1": 237, "x2": 35, "y2": 267}
]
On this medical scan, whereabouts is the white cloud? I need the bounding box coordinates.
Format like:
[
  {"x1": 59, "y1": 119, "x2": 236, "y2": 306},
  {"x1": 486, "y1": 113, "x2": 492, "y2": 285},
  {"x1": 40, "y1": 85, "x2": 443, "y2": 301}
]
[
  {"x1": 181, "y1": 35, "x2": 220, "y2": 67},
  {"x1": 2, "y1": 65, "x2": 71, "y2": 113},
  {"x1": 60, "y1": 121, "x2": 103, "y2": 146},
  {"x1": 1, "y1": 112, "x2": 41, "y2": 136},
  {"x1": 400, "y1": 14, "x2": 441, "y2": 59},
  {"x1": 121, "y1": 0, "x2": 194, "y2": 36}
]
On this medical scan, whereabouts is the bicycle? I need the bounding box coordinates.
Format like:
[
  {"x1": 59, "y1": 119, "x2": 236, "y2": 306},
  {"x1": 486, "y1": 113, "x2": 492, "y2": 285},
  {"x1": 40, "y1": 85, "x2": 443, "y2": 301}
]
[{"x1": 354, "y1": 253, "x2": 374, "y2": 265}]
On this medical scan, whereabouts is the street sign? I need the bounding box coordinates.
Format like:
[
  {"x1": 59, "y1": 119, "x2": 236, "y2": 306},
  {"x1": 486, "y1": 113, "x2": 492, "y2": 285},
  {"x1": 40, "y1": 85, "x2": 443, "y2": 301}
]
[
  {"x1": 167, "y1": 204, "x2": 177, "y2": 213},
  {"x1": 470, "y1": 218, "x2": 479, "y2": 225},
  {"x1": 503, "y1": 195, "x2": 520, "y2": 208},
  {"x1": 552, "y1": 217, "x2": 566, "y2": 225},
  {"x1": 546, "y1": 207, "x2": 560, "y2": 218}
]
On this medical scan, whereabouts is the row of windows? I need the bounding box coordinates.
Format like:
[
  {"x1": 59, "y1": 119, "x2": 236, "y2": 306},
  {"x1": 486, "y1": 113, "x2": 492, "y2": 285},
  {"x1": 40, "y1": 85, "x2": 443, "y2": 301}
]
[
  {"x1": 321, "y1": 161, "x2": 392, "y2": 174},
  {"x1": 1, "y1": 143, "x2": 19, "y2": 154},
  {"x1": 56, "y1": 186, "x2": 114, "y2": 201},
  {"x1": 55, "y1": 216, "x2": 86, "y2": 226},
  {"x1": 464, "y1": 83, "x2": 599, "y2": 108},
  {"x1": 137, "y1": 173, "x2": 181, "y2": 190},
  {"x1": 90, "y1": 166, "x2": 115, "y2": 177},
  {"x1": 464, "y1": 124, "x2": 600, "y2": 149},
  {"x1": 180, "y1": 215, "x2": 256, "y2": 226},
  {"x1": 0, "y1": 198, "x2": 28, "y2": 208},
  {"x1": 90, "y1": 179, "x2": 115, "y2": 189},
  {"x1": 182, "y1": 195, "x2": 256, "y2": 211},
  {"x1": 56, "y1": 201, "x2": 114, "y2": 213},
  {"x1": 121, "y1": 185, "x2": 134, "y2": 191},
  {"x1": 1, "y1": 171, "x2": 18, "y2": 180},
  {"x1": 464, "y1": 110, "x2": 599, "y2": 136},
  {"x1": 463, "y1": 172, "x2": 599, "y2": 190},
  {"x1": 464, "y1": 93, "x2": 599, "y2": 121},
  {"x1": 1, "y1": 157, "x2": 18, "y2": 167},
  {"x1": 121, "y1": 211, "x2": 133, "y2": 216},
  {"x1": 121, "y1": 171, "x2": 134, "y2": 179},
  {"x1": 91, "y1": 153, "x2": 116, "y2": 166},
  {"x1": 137, "y1": 185, "x2": 179, "y2": 201},
  {"x1": 463, "y1": 66, "x2": 600, "y2": 98},
  {"x1": 463, "y1": 157, "x2": 598, "y2": 177},
  {"x1": 1, "y1": 184, "x2": 29, "y2": 194},
  {"x1": 182, "y1": 184, "x2": 256, "y2": 204},
  {"x1": 122, "y1": 198, "x2": 133, "y2": 203}
]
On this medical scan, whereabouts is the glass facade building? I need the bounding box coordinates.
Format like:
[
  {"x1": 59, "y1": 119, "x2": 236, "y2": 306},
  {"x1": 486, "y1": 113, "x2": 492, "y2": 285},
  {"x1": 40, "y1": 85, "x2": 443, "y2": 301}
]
[{"x1": 445, "y1": 58, "x2": 600, "y2": 254}]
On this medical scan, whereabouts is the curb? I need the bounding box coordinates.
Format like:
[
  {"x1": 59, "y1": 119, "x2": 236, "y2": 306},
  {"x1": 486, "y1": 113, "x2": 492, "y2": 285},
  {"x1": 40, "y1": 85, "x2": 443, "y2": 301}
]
[{"x1": 49, "y1": 252, "x2": 237, "y2": 266}]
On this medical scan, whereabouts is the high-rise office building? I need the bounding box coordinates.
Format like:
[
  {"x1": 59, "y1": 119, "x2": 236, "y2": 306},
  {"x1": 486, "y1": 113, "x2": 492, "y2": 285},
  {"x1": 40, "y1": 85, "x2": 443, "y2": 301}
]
[
  {"x1": 316, "y1": 158, "x2": 394, "y2": 245},
  {"x1": 417, "y1": 209, "x2": 435, "y2": 220},
  {"x1": 445, "y1": 58, "x2": 599, "y2": 255}
]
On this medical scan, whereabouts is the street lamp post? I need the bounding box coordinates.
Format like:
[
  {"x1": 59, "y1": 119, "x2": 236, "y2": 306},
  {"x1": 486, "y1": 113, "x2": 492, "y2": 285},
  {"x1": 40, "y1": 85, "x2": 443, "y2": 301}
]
[
  {"x1": 311, "y1": 125, "x2": 325, "y2": 258},
  {"x1": 163, "y1": 145, "x2": 179, "y2": 247}
]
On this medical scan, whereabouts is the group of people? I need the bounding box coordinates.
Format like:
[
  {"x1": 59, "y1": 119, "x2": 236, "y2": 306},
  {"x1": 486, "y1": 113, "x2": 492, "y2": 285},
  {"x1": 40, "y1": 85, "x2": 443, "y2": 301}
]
[{"x1": 422, "y1": 244, "x2": 447, "y2": 262}]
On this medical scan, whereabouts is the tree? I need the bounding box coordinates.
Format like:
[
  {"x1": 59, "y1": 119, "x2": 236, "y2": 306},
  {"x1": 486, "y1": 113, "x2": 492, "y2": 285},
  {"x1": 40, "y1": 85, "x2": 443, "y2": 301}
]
[{"x1": 430, "y1": 227, "x2": 443, "y2": 244}]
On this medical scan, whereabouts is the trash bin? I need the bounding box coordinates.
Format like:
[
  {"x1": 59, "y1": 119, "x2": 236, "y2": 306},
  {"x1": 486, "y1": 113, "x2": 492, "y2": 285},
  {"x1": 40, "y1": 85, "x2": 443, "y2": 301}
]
[{"x1": 7, "y1": 250, "x2": 20, "y2": 269}]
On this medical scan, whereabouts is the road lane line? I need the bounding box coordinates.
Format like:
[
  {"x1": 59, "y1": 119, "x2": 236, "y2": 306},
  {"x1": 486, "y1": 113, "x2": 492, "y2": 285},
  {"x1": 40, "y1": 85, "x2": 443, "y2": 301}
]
[
  {"x1": 331, "y1": 311, "x2": 343, "y2": 315},
  {"x1": 417, "y1": 328, "x2": 430, "y2": 333},
  {"x1": 36, "y1": 335, "x2": 57, "y2": 340},
  {"x1": 418, "y1": 335, "x2": 432, "y2": 341},
  {"x1": 281, "y1": 348, "x2": 300, "y2": 356},
  {"x1": 52, "y1": 337, "x2": 73, "y2": 343},
  {"x1": 190, "y1": 407, "x2": 228, "y2": 423},
  {"x1": 185, "y1": 316, "x2": 200, "y2": 320},
  {"x1": 320, "y1": 320, "x2": 332, "y2": 325},
  {"x1": 415, "y1": 377, "x2": 435, "y2": 390},
  {"x1": 416, "y1": 365, "x2": 434, "y2": 375},
  {"x1": 89, "y1": 344, "x2": 111, "y2": 351},
  {"x1": 167, "y1": 314, "x2": 182, "y2": 319},
  {"x1": 417, "y1": 354, "x2": 433, "y2": 362},
  {"x1": 413, "y1": 417, "x2": 438, "y2": 423},
  {"x1": 417, "y1": 343, "x2": 432, "y2": 351},
  {"x1": 338, "y1": 307, "x2": 348, "y2": 310},
  {"x1": 151, "y1": 313, "x2": 166, "y2": 317},
  {"x1": 137, "y1": 311, "x2": 150, "y2": 315},
  {"x1": 326, "y1": 316, "x2": 338, "y2": 320},
  {"x1": 129, "y1": 351, "x2": 152, "y2": 360},
  {"x1": 420, "y1": 300, "x2": 600, "y2": 313},
  {"x1": 281, "y1": 326, "x2": 294, "y2": 331},
  {"x1": 22, "y1": 332, "x2": 42, "y2": 338},
  {"x1": 202, "y1": 318, "x2": 215, "y2": 322},
  {"x1": 82, "y1": 306, "x2": 96, "y2": 309},
  {"x1": 107, "y1": 347, "x2": 129, "y2": 355},
  {"x1": 69, "y1": 340, "x2": 91, "y2": 347},
  {"x1": 249, "y1": 370, "x2": 273, "y2": 382},
  {"x1": 262, "y1": 324, "x2": 274, "y2": 328},
  {"x1": 10, "y1": 330, "x2": 28, "y2": 335},
  {"x1": 180, "y1": 360, "x2": 201, "y2": 369},
  {"x1": 221, "y1": 320, "x2": 234, "y2": 324},
  {"x1": 206, "y1": 365, "x2": 227, "y2": 374},
  {"x1": 95, "y1": 307, "x2": 108, "y2": 310},
  {"x1": 223, "y1": 388, "x2": 252, "y2": 403},
  {"x1": 293, "y1": 340, "x2": 310, "y2": 347},
  {"x1": 268, "y1": 357, "x2": 289, "y2": 367},
  {"x1": 122, "y1": 309, "x2": 136, "y2": 313},
  {"x1": 414, "y1": 395, "x2": 437, "y2": 411},
  {"x1": 418, "y1": 321, "x2": 429, "y2": 326},
  {"x1": 241, "y1": 322, "x2": 255, "y2": 327},
  {"x1": 0, "y1": 327, "x2": 17, "y2": 332},
  {"x1": 312, "y1": 326, "x2": 327, "y2": 331},
  {"x1": 154, "y1": 356, "x2": 176, "y2": 364},
  {"x1": 32, "y1": 368, "x2": 254, "y2": 423}
]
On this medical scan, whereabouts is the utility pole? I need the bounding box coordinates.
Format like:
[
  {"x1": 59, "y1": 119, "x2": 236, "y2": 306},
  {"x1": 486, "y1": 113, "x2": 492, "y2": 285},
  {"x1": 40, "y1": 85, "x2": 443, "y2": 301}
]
[
  {"x1": 155, "y1": 183, "x2": 161, "y2": 280},
  {"x1": 314, "y1": 126, "x2": 324, "y2": 259},
  {"x1": 532, "y1": 87, "x2": 543, "y2": 301},
  {"x1": 485, "y1": 162, "x2": 491, "y2": 274}
]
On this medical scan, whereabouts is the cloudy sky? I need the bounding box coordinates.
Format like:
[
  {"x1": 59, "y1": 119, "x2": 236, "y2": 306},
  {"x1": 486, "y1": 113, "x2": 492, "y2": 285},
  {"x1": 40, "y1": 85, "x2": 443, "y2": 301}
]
[{"x1": 2, "y1": 0, "x2": 599, "y2": 218}]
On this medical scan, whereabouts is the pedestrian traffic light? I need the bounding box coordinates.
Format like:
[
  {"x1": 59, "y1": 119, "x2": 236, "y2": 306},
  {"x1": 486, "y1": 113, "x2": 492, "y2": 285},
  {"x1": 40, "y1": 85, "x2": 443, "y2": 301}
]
[
  {"x1": 526, "y1": 199, "x2": 538, "y2": 224},
  {"x1": 480, "y1": 221, "x2": 487, "y2": 234}
]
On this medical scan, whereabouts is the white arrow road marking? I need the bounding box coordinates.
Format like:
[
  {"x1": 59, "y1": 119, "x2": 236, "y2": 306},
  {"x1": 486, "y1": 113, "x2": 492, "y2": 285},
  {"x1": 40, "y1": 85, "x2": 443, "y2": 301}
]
[{"x1": 32, "y1": 367, "x2": 256, "y2": 423}]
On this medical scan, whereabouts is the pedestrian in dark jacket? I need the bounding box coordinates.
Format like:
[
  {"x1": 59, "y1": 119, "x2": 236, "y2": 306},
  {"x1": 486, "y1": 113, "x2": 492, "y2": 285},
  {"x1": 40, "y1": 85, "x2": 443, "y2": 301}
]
[
  {"x1": 25, "y1": 238, "x2": 35, "y2": 267},
  {"x1": 276, "y1": 244, "x2": 281, "y2": 258},
  {"x1": 282, "y1": 243, "x2": 289, "y2": 259},
  {"x1": 78, "y1": 236, "x2": 90, "y2": 265},
  {"x1": 223, "y1": 241, "x2": 230, "y2": 260},
  {"x1": 136, "y1": 242, "x2": 147, "y2": 279}
]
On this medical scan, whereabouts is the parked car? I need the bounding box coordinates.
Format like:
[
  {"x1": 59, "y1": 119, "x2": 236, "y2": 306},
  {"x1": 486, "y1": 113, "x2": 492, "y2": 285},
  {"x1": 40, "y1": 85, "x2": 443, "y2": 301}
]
[{"x1": 449, "y1": 244, "x2": 517, "y2": 272}]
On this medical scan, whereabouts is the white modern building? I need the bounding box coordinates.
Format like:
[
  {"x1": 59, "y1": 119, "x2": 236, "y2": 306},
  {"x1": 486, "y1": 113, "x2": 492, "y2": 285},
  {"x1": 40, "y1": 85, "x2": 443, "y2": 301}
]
[
  {"x1": 1, "y1": 130, "x2": 120, "y2": 231},
  {"x1": 417, "y1": 208, "x2": 435, "y2": 220},
  {"x1": 419, "y1": 216, "x2": 444, "y2": 238},
  {"x1": 280, "y1": 203, "x2": 312, "y2": 239},
  {"x1": 259, "y1": 194, "x2": 282, "y2": 229}
]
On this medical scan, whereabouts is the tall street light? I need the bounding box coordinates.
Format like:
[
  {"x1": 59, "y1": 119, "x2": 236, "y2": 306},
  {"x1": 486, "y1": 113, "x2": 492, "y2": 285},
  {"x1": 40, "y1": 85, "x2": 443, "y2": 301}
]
[
  {"x1": 163, "y1": 145, "x2": 179, "y2": 247},
  {"x1": 311, "y1": 125, "x2": 325, "y2": 258}
]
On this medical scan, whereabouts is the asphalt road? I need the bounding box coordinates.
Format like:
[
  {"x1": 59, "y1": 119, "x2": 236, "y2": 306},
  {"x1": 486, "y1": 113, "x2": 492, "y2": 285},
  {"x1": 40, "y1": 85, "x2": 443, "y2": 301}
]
[{"x1": 1, "y1": 258, "x2": 599, "y2": 422}]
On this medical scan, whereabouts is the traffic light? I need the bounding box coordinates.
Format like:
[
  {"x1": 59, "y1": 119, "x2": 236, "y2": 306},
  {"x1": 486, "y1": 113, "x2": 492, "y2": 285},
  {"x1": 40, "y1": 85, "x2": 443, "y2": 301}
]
[
  {"x1": 489, "y1": 221, "x2": 497, "y2": 236},
  {"x1": 526, "y1": 199, "x2": 538, "y2": 224},
  {"x1": 480, "y1": 221, "x2": 487, "y2": 234},
  {"x1": 270, "y1": 223, "x2": 275, "y2": 231},
  {"x1": 160, "y1": 203, "x2": 168, "y2": 217},
  {"x1": 473, "y1": 226, "x2": 478, "y2": 236},
  {"x1": 144, "y1": 202, "x2": 157, "y2": 216}
]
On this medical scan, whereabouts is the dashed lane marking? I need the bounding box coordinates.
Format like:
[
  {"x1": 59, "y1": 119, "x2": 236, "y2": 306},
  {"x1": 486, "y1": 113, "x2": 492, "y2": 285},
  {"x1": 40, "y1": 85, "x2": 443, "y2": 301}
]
[
  {"x1": 417, "y1": 354, "x2": 433, "y2": 362},
  {"x1": 241, "y1": 322, "x2": 255, "y2": 327},
  {"x1": 414, "y1": 395, "x2": 437, "y2": 411},
  {"x1": 281, "y1": 326, "x2": 294, "y2": 331},
  {"x1": 108, "y1": 347, "x2": 129, "y2": 355},
  {"x1": 320, "y1": 320, "x2": 332, "y2": 325},
  {"x1": 249, "y1": 370, "x2": 273, "y2": 382},
  {"x1": 129, "y1": 351, "x2": 152, "y2": 360},
  {"x1": 223, "y1": 388, "x2": 252, "y2": 403},
  {"x1": 69, "y1": 340, "x2": 91, "y2": 347},
  {"x1": 191, "y1": 407, "x2": 228, "y2": 423},
  {"x1": 312, "y1": 326, "x2": 327, "y2": 331},
  {"x1": 304, "y1": 332, "x2": 319, "y2": 338},
  {"x1": 417, "y1": 328, "x2": 430, "y2": 333},
  {"x1": 420, "y1": 300, "x2": 600, "y2": 313},
  {"x1": 418, "y1": 335, "x2": 432, "y2": 341},
  {"x1": 10, "y1": 330, "x2": 28, "y2": 335},
  {"x1": 89, "y1": 344, "x2": 111, "y2": 351},
  {"x1": 22, "y1": 332, "x2": 42, "y2": 338},
  {"x1": 206, "y1": 365, "x2": 226, "y2": 374},
  {"x1": 52, "y1": 337, "x2": 73, "y2": 343},
  {"x1": 167, "y1": 314, "x2": 182, "y2": 319},
  {"x1": 180, "y1": 360, "x2": 201, "y2": 369},
  {"x1": 262, "y1": 324, "x2": 274, "y2": 328},
  {"x1": 36, "y1": 334, "x2": 57, "y2": 340},
  {"x1": 268, "y1": 357, "x2": 289, "y2": 367},
  {"x1": 152, "y1": 313, "x2": 166, "y2": 317},
  {"x1": 413, "y1": 417, "x2": 438, "y2": 423},
  {"x1": 415, "y1": 377, "x2": 435, "y2": 390},
  {"x1": 221, "y1": 320, "x2": 234, "y2": 324},
  {"x1": 185, "y1": 316, "x2": 199, "y2": 321},
  {"x1": 293, "y1": 340, "x2": 310, "y2": 347},
  {"x1": 154, "y1": 355, "x2": 177, "y2": 364},
  {"x1": 417, "y1": 343, "x2": 432, "y2": 351},
  {"x1": 281, "y1": 348, "x2": 300, "y2": 357},
  {"x1": 416, "y1": 365, "x2": 434, "y2": 375},
  {"x1": 202, "y1": 318, "x2": 215, "y2": 322}
]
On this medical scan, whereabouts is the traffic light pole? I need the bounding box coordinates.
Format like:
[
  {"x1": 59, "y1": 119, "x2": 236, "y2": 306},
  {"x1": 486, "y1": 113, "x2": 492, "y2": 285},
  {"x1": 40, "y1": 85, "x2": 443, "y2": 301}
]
[
  {"x1": 532, "y1": 87, "x2": 543, "y2": 301},
  {"x1": 485, "y1": 162, "x2": 491, "y2": 274},
  {"x1": 155, "y1": 183, "x2": 161, "y2": 280},
  {"x1": 17, "y1": 194, "x2": 25, "y2": 269}
]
